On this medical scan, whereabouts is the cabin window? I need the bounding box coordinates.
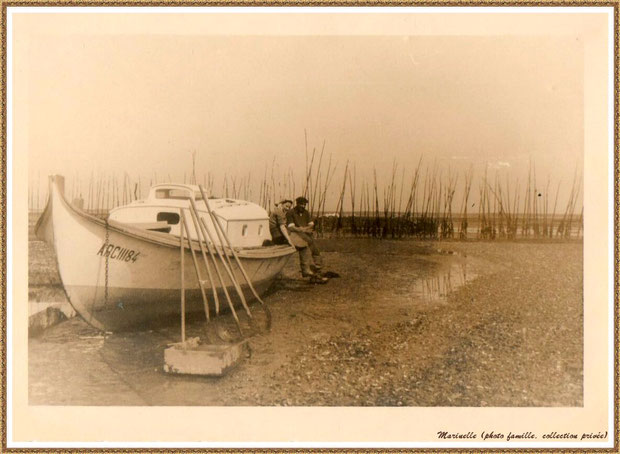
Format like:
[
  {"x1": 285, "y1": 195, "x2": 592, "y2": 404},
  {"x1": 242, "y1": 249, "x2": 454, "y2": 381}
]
[
  {"x1": 242, "y1": 224, "x2": 248, "y2": 236},
  {"x1": 157, "y1": 212, "x2": 180, "y2": 225},
  {"x1": 155, "y1": 189, "x2": 191, "y2": 200},
  {"x1": 258, "y1": 225, "x2": 263, "y2": 236}
]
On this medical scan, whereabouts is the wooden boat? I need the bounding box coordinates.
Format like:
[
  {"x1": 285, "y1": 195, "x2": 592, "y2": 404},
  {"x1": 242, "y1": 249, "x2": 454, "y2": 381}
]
[{"x1": 35, "y1": 175, "x2": 295, "y2": 331}]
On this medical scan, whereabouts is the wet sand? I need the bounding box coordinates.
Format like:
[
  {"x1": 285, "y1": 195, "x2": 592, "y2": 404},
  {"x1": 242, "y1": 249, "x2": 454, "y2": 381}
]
[{"x1": 28, "y1": 238, "x2": 583, "y2": 406}]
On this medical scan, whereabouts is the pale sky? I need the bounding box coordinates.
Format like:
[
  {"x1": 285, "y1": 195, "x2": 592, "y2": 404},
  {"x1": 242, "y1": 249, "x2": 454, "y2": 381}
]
[{"x1": 15, "y1": 12, "x2": 588, "y2": 211}]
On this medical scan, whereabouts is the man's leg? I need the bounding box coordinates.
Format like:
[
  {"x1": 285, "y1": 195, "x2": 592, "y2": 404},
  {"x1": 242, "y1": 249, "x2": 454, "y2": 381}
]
[
  {"x1": 306, "y1": 237, "x2": 323, "y2": 272},
  {"x1": 297, "y1": 246, "x2": 314, "y2": 277}
]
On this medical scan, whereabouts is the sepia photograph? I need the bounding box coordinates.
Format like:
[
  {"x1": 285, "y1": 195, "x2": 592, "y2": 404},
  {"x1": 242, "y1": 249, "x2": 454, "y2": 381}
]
[{"x1": 5, "y1": 5, "x2": 616, "y2": 449}]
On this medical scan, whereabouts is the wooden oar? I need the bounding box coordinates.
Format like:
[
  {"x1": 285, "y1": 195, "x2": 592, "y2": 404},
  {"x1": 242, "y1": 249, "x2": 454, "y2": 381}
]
[
  {"x1": 180, "y1": 209, "x2": 227, "y2": 344},
  {"x1": 198, "y1": 185, "x2": 272, "y2": 330},
  {"x1": 179, "y1": 210, "x2": 210, "y2": 322},
  {"x1": 196, "y1": 193, "x2": 253, "y2": 320},
  {"x1": 186, "y1": 202, "x2": 220, "y2": 314},
  {"x1": 198, "y1": 217, "x2": 252, "y2": 320},
  {"x1": 188, "y1": 198, "x2": 243, "y2": 340}
]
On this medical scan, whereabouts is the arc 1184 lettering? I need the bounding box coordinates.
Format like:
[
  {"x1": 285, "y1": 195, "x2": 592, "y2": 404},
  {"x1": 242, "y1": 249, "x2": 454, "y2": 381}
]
[{"x1": 96, "y1": 243, "x2": 141, "y2": 263}]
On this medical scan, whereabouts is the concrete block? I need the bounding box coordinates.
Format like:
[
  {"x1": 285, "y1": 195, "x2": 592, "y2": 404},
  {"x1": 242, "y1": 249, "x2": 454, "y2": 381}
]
[{"x1": 163, "y1": 338, "x2": 248, "y2": 376}]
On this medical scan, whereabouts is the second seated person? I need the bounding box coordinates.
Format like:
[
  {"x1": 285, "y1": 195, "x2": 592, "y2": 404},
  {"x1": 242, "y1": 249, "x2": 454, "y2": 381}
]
[{"x1": 286, "y1": 196, "x2": 327, "y2": 284}]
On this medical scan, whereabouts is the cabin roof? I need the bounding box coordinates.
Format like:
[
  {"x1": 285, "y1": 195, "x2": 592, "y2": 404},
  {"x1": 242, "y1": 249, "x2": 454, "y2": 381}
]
[
  {"x1": 132, "y1": 183, "x2": 267, "y2": 219},
  {"x1": 150, "y1": 183, "x2": 203, "y2": 192},
  {"x1": 147, "y1": 183, "x2": 218, "y2": 201}
]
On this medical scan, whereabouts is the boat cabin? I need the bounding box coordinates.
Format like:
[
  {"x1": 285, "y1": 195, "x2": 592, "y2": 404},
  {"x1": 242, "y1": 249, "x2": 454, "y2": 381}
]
[{"x1": 108, "y1": 184, "x2": 270, "y2": 248}]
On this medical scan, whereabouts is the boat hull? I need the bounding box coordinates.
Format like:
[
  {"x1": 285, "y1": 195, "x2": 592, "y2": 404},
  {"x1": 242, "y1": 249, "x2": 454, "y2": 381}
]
[{"x1": 35, "y1": 175, "x2": 295, "y2": 331}]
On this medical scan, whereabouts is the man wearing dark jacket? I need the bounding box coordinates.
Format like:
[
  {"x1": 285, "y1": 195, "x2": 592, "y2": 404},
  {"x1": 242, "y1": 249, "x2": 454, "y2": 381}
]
[{"x1": 286, "y1": 196, "x2": 326, "y2": 283}]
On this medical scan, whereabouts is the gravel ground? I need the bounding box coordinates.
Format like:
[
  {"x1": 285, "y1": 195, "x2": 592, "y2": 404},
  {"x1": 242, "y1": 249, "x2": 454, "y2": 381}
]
[{"x1": 29, "y1": 238, "x2": 583, "y2": 407}]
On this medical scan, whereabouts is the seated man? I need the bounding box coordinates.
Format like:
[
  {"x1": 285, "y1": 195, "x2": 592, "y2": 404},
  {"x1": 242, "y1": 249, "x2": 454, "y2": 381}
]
[
  {"x1": 269, "y1": 199, "x2": 294, "y2": 246},
  {"x1": 286, "y1": 196, "x2": 327, "y2": 283}
]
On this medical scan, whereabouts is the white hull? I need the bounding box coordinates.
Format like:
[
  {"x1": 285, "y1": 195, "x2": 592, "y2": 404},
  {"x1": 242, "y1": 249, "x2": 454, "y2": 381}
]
[{"x1": 35, "y1": 176, "x2": 295, "y2": 331}]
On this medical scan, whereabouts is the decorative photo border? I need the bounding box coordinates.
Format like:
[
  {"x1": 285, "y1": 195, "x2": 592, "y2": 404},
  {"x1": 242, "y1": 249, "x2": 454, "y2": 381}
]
[{"x1": 1, "y1": 3, "x2": 617, "y2": 451}]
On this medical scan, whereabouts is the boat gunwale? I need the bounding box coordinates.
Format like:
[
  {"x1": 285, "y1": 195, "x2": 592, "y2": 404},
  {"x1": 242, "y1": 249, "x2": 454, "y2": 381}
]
[{"x1": 41, "y1": 176, "x2": 295, "y2": 259}]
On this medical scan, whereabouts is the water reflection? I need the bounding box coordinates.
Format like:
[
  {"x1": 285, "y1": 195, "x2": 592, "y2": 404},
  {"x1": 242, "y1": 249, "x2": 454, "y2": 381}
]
[{"x1": 412, "y1": 261, "x2": 476, "y2": 302}]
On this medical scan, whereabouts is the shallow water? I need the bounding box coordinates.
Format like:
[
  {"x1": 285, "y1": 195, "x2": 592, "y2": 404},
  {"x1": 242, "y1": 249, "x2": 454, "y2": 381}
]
[{"x1": 411, "y1": 260, "x2": 477, "y2": 303}]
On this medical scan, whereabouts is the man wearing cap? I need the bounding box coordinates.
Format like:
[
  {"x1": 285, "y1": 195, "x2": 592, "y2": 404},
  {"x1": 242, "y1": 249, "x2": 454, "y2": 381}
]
[
  {"x1": 286, "y1": 196, "x2": 327, "y2": 283},
  {"x1": 269, "y1": 199, "x2": 294, "y2": 246}
]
